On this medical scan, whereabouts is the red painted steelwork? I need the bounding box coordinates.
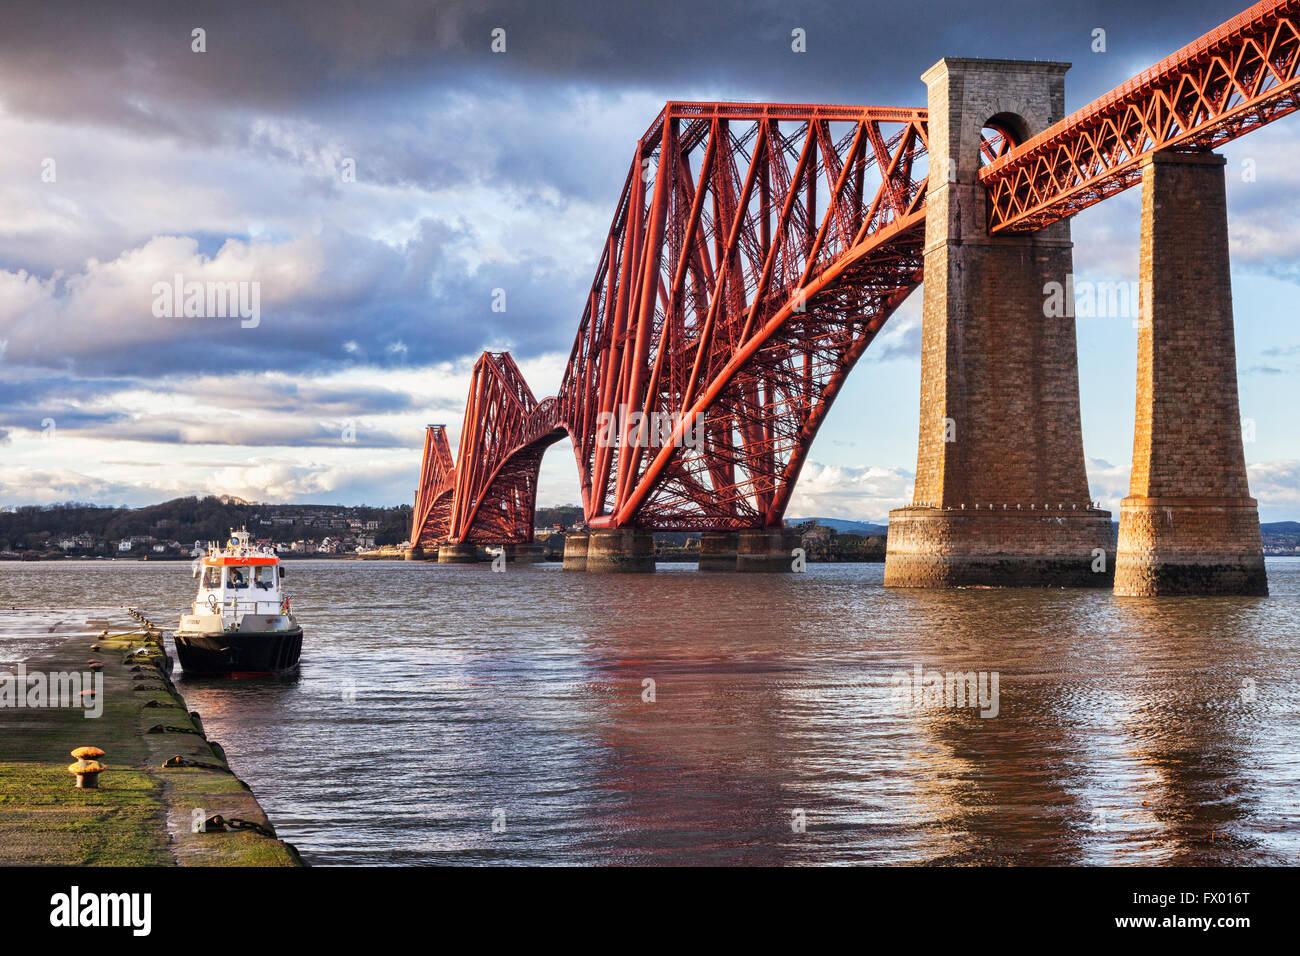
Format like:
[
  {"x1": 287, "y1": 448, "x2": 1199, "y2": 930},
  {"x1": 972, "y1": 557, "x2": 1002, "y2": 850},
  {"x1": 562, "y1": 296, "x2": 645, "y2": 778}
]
[
  {"x1": 410, "y1": 424, "x2": 456, "y2": 549},
  {"x1": 560, "y1": 104, "x2": 930, "y2": 531},
  {"x1": 984, "y1": 0, "x2": 1300, "y2": 231},
  {"x1": 444, "y1": 353, "x2": 566, "y2": 544}
]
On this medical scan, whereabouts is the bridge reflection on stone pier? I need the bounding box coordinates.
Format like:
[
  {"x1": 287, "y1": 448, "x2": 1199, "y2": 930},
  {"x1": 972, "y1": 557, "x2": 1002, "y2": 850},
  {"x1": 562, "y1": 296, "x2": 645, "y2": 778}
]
[{"x1": 413, "y1": 0, "x2": 1295, "y2": 596}]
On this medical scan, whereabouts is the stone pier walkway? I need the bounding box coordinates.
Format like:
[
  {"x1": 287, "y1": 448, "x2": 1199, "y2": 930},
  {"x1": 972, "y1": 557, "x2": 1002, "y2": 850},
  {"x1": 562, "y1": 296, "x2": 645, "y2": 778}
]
[{"x1": 0, "y1": 608, "x2": 300, "y2": 866}]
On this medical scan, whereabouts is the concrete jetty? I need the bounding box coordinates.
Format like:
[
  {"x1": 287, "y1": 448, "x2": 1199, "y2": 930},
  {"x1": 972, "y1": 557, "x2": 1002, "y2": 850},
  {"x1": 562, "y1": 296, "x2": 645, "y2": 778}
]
[{"x1": 0, "y1": 608, "x2": 301, "y2": 866}]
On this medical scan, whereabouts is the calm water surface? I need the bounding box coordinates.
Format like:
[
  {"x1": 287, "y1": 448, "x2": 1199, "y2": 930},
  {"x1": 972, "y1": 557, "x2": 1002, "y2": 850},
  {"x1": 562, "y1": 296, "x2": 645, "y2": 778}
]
[{"x1": 3, "y1": 558, "x2": 1299, "y2": 865}]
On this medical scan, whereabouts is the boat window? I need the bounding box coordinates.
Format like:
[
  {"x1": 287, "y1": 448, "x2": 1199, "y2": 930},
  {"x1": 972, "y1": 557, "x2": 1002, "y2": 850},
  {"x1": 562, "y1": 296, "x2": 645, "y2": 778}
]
[
  {"x1": 227, "y1": 567, "x2": 250, "y2": 590},
  {"x1": 202, "y1": 566, "x2": 222, "y2": 589},
  {"x1": 255, "y1": 566, "x2": 276, "y2": 590}
]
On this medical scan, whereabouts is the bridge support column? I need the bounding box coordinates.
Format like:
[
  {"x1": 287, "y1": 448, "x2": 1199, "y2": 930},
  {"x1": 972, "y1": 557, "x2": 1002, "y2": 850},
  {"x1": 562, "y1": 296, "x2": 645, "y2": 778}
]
[
  {"x1": 405, "y1": 545, "x2": 428, "y2": 561},
  {"x1": 736, "y1": 529, "x2": 801, "y2": 573},
  {"x1": 884, "y1": 57, "x2": 1113, "y2": 588},
  {"x1": 585, "y1": 529, "x2": 655, "y2": 573},
  {"x1": 437, "y1": 542, "x2": 482, "y2": 564},
  {"x1": 698, "y1": 531, "x2": 738, "y2": 571},
  {"x1": 504, "y1": 542, "x2": 547, "y2": 564},
  {"x1": 1114, "y1": 152, "x2": 1266, "y2": 596},
  {"x1": 561, "y1": 532, "x2": 589, "y2": 571}
]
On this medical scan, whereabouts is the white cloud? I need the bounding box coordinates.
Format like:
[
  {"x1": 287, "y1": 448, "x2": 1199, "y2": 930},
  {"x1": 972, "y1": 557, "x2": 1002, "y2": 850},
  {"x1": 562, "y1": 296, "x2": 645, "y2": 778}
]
[
  {"x1": 786, "y1": 461, "x2": 914, "y2": 523},
  {"x1": 1248, "y1": 459, "x2": 1300, "y2": 518},
  {"x1": 1086, "y1": 457, "x2": 1131, "y2": 516},
  {"x1": 0, "y1": 456, "x2": 417, "y2": 509}
]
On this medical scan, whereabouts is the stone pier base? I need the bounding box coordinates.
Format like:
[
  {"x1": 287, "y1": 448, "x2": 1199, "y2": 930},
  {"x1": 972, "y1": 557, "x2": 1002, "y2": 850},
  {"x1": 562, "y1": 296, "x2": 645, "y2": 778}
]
[
  {"x1": 561, "y1": 532, "x2": 589, "y2": 571},
  {"x1": 437, "y1": 542, "x2": 483, "y2": 564},
  {"x1": 698, "y1": 532, "x2": 738, "y2": 571},
  {"x1": 504, "y1": 542, "x2": 547, "y2": 564},
  {"x1": 586, "y1": 529, "x2": 655, "y2": 573},
  {"x1": 736, "y1": 529, "x2": 802, "y2": 573},
  {"x1": 1115, "y1": 497, "x2": 1267, "y2": 596},
  {"x1": 405, "y1": 546, "x2": 428, "y2": 561},
  {"x1": 884, "y1": 507, "x2": 1114, "y2": 588}
]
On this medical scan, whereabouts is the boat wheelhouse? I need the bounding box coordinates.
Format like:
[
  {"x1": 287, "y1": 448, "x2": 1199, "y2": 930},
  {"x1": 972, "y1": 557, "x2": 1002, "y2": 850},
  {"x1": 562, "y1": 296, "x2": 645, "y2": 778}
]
[{"x1": 172, "y1": 530, "x2": 303, "y2": 676}]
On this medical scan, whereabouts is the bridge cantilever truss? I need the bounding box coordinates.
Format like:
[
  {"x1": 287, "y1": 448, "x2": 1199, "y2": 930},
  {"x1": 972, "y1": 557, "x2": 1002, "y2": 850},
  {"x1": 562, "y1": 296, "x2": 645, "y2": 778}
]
[
  {"x1": 416, "y1": 103, "x2": 931, "y2": 544},
  {"x1": 413, "y1": 0, "x2": 1300, "y2": 549},
  {"x1": 410, "y1": 424, "x2": 455, "y2": 551},
  {"x1": 559, "y1": 103, "x2": 931, "y2": 532}
]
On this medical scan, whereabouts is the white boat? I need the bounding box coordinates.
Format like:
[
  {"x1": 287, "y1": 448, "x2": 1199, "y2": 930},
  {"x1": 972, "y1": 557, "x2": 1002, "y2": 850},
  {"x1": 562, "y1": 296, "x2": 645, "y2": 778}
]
[{"x1": 172, "y1": 530, "x2": 303, "y2": 676}]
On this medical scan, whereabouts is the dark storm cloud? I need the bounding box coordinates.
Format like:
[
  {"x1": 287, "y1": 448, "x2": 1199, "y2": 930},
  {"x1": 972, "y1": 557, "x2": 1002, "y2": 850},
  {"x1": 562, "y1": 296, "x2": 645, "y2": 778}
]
[
  {"x1": 0, "y1": 0, "x2": 1256, "y2": 127},
  {"x1": 0, "y1": 369, "x2": 422, "y2": 447},
  {"x1": 2, "y1": 0, "x2": 1272, "y2": 284},
  {"x1": 67, "y1": 417, "x2": 413, "y2": 448},
  {"x1": 0, "y1": 375, "x2": 135, "y2": 408},
  {"x1": 0, "y1": 218, "x2": 584, "y2": 378},
  {"x1": 0, "y1": 372, "x2": 421, "y2": 423},
  {"x1": 177, "y1": 377, "x2": 419, "y2": 415},
  {"x1": 0, "y1": 375, "x2": 134, "y2": 432}
]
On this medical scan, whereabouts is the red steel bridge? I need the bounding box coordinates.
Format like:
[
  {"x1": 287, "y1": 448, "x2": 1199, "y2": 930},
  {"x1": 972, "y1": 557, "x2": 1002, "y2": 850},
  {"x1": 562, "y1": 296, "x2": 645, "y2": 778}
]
[{"x1": 412, "y1": 0, "x2": 1300, "y2": 553}]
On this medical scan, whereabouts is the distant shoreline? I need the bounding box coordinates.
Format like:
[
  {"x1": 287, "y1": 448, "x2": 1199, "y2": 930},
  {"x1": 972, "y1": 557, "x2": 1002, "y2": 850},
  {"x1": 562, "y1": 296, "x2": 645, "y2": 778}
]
[
  {"x1": 0, "y1": 552, "x2": 405, "y2": 562},
  {"x1": 6, "y1": 553, "x2": 1298, "y2": 565}
]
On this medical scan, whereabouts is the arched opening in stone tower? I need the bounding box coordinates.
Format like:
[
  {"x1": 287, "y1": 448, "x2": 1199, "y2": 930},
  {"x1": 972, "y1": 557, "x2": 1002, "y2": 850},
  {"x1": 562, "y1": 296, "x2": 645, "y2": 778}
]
[{"x1": 979, "y1": 112, "x2": 1031, "y2": 168}]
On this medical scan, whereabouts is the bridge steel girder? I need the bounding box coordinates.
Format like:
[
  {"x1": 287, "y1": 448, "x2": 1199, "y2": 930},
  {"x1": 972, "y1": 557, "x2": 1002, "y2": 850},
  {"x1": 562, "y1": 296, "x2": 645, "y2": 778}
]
[
  {"x1": 410, "y1": 424, "x2": 456, "y2": 550},
  {"x1": 983, "y1": 0, "x2": 1300, "y2": 232},
  {"x1": 561, "y1": 103, "x2": 931, "y2": 531},
  {"x1": 441, "y1": 353, "x2": 569, "y2": 545}
]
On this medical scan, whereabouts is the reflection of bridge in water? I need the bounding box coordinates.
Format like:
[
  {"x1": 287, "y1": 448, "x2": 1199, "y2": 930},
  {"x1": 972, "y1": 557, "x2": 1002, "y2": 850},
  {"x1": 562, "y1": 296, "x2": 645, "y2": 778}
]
[{"x1": 414, "y1": 0, "x2": 1294, "y2": 595}]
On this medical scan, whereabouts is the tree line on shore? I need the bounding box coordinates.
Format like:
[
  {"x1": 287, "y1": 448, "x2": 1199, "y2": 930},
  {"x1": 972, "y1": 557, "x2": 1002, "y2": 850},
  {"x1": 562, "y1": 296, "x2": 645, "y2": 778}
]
[{"x1": 0, "y1": 496, "x2": 412, "y2": 554}]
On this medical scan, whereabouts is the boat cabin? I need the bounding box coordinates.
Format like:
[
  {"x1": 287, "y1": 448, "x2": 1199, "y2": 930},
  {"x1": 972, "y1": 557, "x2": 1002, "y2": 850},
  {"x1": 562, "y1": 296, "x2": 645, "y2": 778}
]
[{"x1": 192, "y1": 530, "x2": 288, "y2": 619}]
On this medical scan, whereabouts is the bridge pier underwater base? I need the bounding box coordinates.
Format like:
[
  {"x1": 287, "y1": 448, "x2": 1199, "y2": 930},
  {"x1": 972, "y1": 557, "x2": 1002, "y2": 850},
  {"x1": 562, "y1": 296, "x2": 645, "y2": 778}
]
[
  {"x1": 1114, "y1": 153, "x2": 1267, "y2": 596},
  {"x1": 698, "y1": 531, "x2": 739, "y2": 571},
  {"x1": 585, "y1": 528, "x2": 656, "y2": 573},
  {"x1": 561, "y1": 532, "x2": 589, "y2": 571},
  {"x1": 884, "y1": 57, "x2": 1113, "y2": 589},
  {"x1": 504, "y1": 542, "x2": 547, "y2": 563},
  {"x1": 437, "y1": 542, "x2": 483, "y2": 564},
  {"x1": 736, "y1": 529, "x2": 803, "y2": 573}
]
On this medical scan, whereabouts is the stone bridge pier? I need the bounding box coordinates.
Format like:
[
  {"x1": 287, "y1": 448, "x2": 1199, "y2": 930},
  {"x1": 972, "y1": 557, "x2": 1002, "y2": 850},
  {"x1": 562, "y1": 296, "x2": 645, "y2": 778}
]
[
  {"x1": 1114, "y1": 152, "x2": 1267, "y2": 596},
  {"x1": 885, "y1": 58, "x2": 1114, "y2": 588}
]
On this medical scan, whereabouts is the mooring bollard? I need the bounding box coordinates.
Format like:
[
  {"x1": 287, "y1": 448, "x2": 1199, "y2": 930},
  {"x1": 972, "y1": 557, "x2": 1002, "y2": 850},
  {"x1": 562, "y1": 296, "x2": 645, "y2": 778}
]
[{"x1": 68, "y1": 746, "x2": 107, "y2": 789}]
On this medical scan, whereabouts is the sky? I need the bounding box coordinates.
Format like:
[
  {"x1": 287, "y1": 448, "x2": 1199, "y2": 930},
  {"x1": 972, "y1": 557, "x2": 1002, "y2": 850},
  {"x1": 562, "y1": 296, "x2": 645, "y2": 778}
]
[{"x1": 0, "y1": 0, "x2": 1297, "y2": 522}]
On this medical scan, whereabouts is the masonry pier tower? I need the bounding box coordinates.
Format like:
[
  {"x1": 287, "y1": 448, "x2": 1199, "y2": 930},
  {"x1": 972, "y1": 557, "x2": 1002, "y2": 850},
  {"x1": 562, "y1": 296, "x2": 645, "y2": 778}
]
[
  {"x1": 1113, "y1": 153, "x2": 1267, "y2": 596},
  {"x1": 885, "y1": 59, "x2": 1113, "y2": 588}
]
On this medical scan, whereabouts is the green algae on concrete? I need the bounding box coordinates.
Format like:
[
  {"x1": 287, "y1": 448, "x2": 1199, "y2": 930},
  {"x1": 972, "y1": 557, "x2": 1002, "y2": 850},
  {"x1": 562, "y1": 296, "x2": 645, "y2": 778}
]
[{"x1": 0, "y1": 610, "x2": 302, "y2": 866}]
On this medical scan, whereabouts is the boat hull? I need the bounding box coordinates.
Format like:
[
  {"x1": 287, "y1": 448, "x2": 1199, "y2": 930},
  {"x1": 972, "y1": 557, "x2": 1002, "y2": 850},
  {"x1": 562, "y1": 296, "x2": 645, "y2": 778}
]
[{"x1": 173, "y1": 627, "x2": 303, "y2": 677}]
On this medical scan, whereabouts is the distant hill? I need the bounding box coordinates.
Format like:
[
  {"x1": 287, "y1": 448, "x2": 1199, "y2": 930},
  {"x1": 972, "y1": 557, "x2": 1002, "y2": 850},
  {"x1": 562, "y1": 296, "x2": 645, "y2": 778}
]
[
  {"x1": 789, "y1": 517, "x2": 888, "y2": 536},
  {"x1": 1262, "y1": 521, "x2": 1300, "y2": 553},
  {"x1": 0, "y1": 496, "x2": 411, "y2": 554}
]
